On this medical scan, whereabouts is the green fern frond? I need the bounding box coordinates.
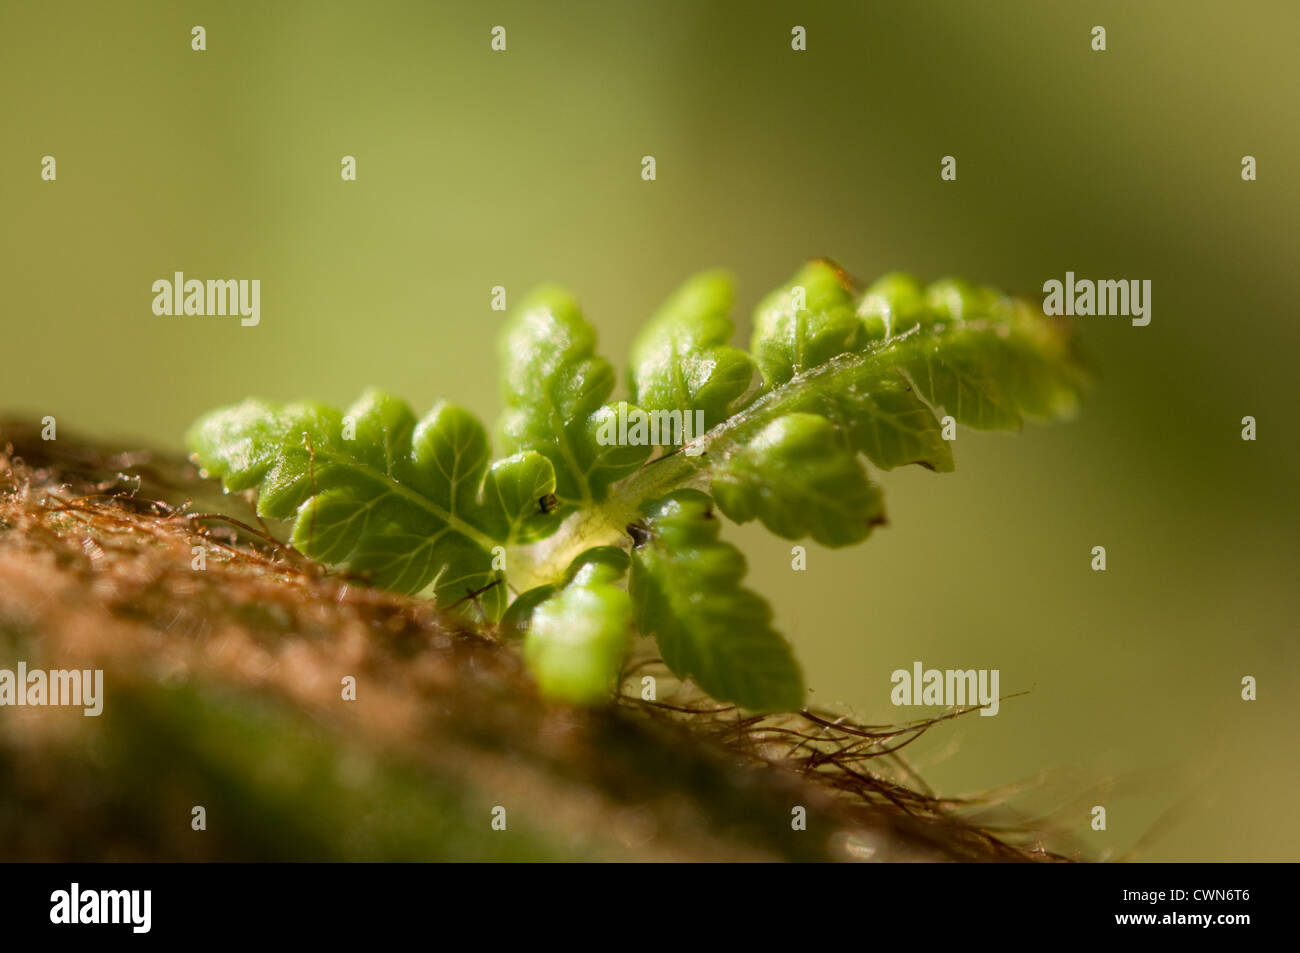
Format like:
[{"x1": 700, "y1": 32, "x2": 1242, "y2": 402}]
[{"x1": 188, "y1": 260, "x2": 1084, "y2": 710}]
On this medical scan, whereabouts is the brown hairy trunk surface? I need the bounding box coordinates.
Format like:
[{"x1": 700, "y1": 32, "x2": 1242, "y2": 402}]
[{"x1": 0, "y1": 418, "x2": 1064, "y2": 862}]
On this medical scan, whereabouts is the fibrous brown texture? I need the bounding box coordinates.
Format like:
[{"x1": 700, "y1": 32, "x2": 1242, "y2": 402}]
[{"x1": 0, "y1": 418, "x2": 1068, "y2": 861}]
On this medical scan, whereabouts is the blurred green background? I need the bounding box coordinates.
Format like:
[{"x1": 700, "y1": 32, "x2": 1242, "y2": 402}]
[{"x1": 2, "y1": 1, "x2": 1296, "y2": 860}]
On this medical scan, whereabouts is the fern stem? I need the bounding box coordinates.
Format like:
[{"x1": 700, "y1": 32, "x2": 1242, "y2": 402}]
[{"x1": 508, "y1": 351, "x2": 871, "y2": 590}]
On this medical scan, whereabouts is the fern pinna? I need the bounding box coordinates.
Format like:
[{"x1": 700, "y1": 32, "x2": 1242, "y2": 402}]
[{"x1": 187, "y1": 260, "x2": 1084, "y2": 711}]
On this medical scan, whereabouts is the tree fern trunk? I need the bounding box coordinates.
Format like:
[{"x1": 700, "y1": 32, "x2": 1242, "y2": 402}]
[{"x1": 0, "y1": 418, "x2": 1056, "y2": 862}]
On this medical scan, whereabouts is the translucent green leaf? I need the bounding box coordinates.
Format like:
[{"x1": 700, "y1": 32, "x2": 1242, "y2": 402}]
[
  {"x1": 856, "y1": 271, "x2": 929, "y2": 340},
  {"x1": 186, "y1": 387, "x2": 560, "y2": 614},
  {"x1": 498, "y1": 584, "x2": 558, "y2": 641},
  {"x1": 857, "y1": 273, "x2": 1083, "y2": 429},
  {"x1": 803, "y1": 373, "x2": 954, "y2": 472},
  {"x1": 711, "y1": 413, "x2": 885, "y2": 547},
  {"x1": 628, "y1": 270, "x2": 755, "y2": 432},
  {"x1": 498, "y1": 285, "x2": 650, "y2": 506},
  {"x1": 479, "y1": 453, "x2": 561, "y2": 544},
  {"x1": 583, "y1": 401, "x2": 657, "y2": 492},
  {"x1": 558, "y1": 545, "x2": 631, "y2": 583},
  {"x1": 673, "y1": 266, "x2": 1080, "y2": 544},
  {"x1": 517, "y1": 548, "x2": 632, "y2": 705},
  {"x1": 502, "y1": 546, "x2": 629, "y2": 637},
  {"x1": 629, "y1": 490, "x2": 804, "y2": 712},
  {"x1": 750, "y1": 259, "x2": 864, "y2": 391}
]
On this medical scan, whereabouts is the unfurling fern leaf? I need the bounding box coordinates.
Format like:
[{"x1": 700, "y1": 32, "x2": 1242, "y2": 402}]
[{"x1": 188, "y1": 259, "x2": 1084, "y2": 712}]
